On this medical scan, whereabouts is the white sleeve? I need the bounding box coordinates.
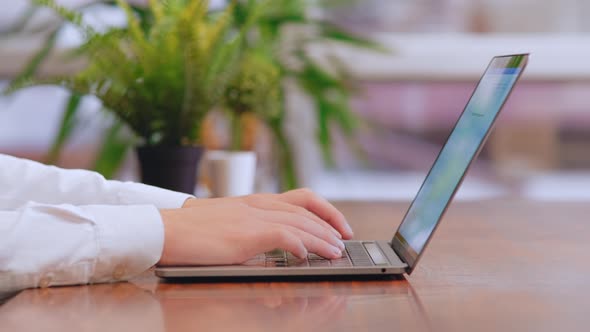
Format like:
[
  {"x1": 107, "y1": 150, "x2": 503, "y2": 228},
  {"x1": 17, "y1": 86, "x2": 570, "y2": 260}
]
[
  {"x1": 0, "y1": 154, "x2": 193, "y2": 210},
  {"x1": 0, "y1": 202, "x2": 164, "y2": 292}
]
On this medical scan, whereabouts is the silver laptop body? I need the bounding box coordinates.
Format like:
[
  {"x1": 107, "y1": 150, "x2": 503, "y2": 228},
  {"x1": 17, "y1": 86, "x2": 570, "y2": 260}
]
[{"x1": 156, "y1": 54, "x2": 529, "y2": 279}]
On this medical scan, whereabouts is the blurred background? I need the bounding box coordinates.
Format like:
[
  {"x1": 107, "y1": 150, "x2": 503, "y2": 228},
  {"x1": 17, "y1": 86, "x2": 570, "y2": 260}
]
[{"x1": 2, "y1": 0, "x2": 590, "y2": 201}]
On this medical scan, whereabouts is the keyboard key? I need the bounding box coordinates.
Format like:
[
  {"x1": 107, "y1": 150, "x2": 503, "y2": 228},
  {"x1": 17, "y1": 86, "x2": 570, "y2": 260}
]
[
  {"x1": 243, "y1": 256, "x2": 266, "y2": 267},
  {"x1": 265, "y1": 249, "x2": 286, "y2": 258},
  {"x1": 286, "y1": 259, "x2": 310, "y2": 267},
  {"x1": 307, "y1": 253, "x2": 325, "y2": 260},
  {"x1": 266, "y1": 256, "x2": 287, "y2": 262},
  {"x1": 331, "y1": 257, "x2": 352, "y2": 267},
  {"x1": 364, "y1": 242, "x2": 389, "y2": 265},
  {"x1": 345, "y1": 242, "x2": 375, "y2": 267},
  {"x1": 309, "y1": 260, "x2": 331, "y2": 267},
  {"x1": 266, "y1": 261, "x2": 288, "y2": 267}
]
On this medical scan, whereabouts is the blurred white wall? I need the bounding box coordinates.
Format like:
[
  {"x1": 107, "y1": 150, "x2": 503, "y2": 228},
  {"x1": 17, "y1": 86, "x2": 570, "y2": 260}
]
[{"x1": 333, "y1": 0, "x2": 590, "y2": 33}]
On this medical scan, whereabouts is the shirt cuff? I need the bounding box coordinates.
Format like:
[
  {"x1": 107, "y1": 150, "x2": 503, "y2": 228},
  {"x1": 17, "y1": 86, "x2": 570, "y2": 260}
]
[
  {"x1": 81, "y1": 204, "x2": 165, "y2": 283},
  {"x1": 116, "y1": 182, "x2": 193, "y2": 209}
]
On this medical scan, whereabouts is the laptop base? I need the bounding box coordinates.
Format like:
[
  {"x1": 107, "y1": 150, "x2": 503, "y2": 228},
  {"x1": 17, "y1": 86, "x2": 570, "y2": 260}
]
[{"x1": 155, "y1": 241, "x2": 408, "y2": 279}]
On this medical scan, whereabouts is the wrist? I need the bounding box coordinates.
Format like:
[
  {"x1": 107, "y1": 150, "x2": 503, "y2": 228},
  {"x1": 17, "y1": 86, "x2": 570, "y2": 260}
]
[
  {"x1": 182, "y1": 197, "x2": 206, "y2": 208},
  {"x1": 157, "y1": 209, "x2": 176, "y2": 266},
  {"x1": 182, "y1": 198, "x2": 194, "y2": 208}
]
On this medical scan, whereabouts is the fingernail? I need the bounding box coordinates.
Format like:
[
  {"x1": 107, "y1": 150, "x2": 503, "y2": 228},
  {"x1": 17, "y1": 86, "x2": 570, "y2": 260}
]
[
  {"x1": 332, "y1": 246, "x2": 343, "y2": 257},
  {"x1": 299, "y1": 248, "x2": 308, "y2": 259},
  {"x1": 345, "y1": 222, "x2": 353, "y2": 234},
  {"x1": 336, "y1": 239, "x2": 345, "y2": 250},
  {"x1": 343, "y1": 223, "x2": 354, "y2": 238}
]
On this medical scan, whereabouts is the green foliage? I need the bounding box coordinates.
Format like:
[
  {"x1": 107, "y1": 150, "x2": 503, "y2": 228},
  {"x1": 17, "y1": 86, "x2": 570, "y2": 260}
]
[
  {"x1": 297, "y1": 58, "x2": 357, "y2": 166},
  {"x1": 227, "y1": 0, "x2": 380, "y2": 186},
  {"x1": 46, "y1": 93, "x2": 82, "y2": 164},
  {"x1": 6, "y1": 0, "x2": 380, "y2": 188},
  {"x1": 93, "y1": 121, "x2": 131, "y2": 178},
  {"x1": 34, "y1": 0, "x2": 87, "y2": 29},
  {"x1": 224, "y1": 50, "x2": 282, "y2": 150},
  {"x1": 10, "y1": 30, "x2": 58, "y2": 90},
  {"x1": 225, "y1": 51, "x2": 281, "y2": 115},
  {"x1": 10, "y1": 0, "x2": 255, "y2": 147}
]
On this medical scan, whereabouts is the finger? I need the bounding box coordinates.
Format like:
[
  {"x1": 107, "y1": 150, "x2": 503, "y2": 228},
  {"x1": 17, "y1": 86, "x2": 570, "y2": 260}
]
[
  {"x1": 253, "y1": 208, "x2": 345, "y2": 251},
  {"x1": 278, "y1": 189, "x2": 354, "y2": 239},
  {"x1": 244, "y1": 196, "x2": 343, "y2": 239},
  {"x1": 257, "y1": 227, "x2": 308, "y2": 259},
  {"x1": 281, "y1": 225, "x2": 343, "y2": 259}
]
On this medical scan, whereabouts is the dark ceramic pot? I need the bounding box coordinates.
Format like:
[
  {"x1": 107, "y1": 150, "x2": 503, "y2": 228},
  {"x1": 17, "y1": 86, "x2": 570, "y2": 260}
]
[{"x1": 136, "y1": 145, "x2": 204, "y2": 194}]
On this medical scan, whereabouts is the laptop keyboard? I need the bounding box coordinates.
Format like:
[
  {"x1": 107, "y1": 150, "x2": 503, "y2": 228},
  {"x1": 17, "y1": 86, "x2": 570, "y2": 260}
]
[{"x1": 243, "y1": 242, "x2": 376, "y2": 268}]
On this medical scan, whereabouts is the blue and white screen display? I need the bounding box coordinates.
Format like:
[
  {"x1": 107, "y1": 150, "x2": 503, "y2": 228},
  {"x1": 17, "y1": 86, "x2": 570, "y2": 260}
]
[{"x1": 396, "y1": 55, "x2": 527, "y2": 258}]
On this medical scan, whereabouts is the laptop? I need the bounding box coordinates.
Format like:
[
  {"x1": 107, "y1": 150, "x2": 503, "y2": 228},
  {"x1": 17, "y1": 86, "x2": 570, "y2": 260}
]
[{"x1": 156, "y1": 53, "x2": 529, "y2": 279}]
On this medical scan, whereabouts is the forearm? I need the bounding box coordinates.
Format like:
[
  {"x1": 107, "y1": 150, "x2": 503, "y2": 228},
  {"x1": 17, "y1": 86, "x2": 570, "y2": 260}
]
[{"x1": 0, "y1": 154, "x2": 192, "y2": 209}]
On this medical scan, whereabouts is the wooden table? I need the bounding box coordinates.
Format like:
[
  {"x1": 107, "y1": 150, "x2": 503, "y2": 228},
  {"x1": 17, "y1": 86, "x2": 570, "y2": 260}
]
[{"x1": 2, "y1": 199, "x2": 590, "y2": 331}]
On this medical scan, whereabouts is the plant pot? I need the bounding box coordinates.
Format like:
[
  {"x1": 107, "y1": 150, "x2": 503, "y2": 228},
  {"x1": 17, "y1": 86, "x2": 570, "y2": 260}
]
[
  {"x1": 136, "y1": 146, "x2": 204, "y2": 194},
  {"x1": 206, "y1": 150, "x2": 257, "y2": 197}
]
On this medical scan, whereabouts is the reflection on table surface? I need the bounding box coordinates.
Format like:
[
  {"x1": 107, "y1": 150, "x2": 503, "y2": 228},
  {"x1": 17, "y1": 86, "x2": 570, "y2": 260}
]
[{"x1": 0, "y1": 277, "x2": 431, "y2": 332}]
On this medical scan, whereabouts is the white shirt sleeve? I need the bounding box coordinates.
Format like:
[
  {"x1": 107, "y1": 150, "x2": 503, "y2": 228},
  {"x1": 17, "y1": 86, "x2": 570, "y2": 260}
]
[
  {"x1": 0, "y1": 202, "x2": 164, "y2": 292},
  {"x1": 0, "y1": 154, "x2": 194, "y2": 292},
  {"x1": 0, "y1": 153, "x2": 193, "y2": 209}
]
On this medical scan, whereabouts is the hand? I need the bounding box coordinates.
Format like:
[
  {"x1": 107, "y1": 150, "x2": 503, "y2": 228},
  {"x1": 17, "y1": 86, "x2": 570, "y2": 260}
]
[
  {"x1": 159, "y1": 189, "x2": 353, "y2": 266},
  {"x1": 183, "y1": 188, "x2": 354, "y2": 239}
]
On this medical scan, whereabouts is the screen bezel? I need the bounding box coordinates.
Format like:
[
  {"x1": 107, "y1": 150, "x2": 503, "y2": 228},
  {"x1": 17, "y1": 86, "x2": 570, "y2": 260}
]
[{"x1": 391, "y1": 54, "x2": 529, "y2": 274}]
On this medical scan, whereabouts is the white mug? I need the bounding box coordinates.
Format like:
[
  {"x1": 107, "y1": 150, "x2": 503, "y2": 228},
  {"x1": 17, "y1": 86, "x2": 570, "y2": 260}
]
[{"x1": 206, "y1": 150, "x2": 257, "y2": 197}]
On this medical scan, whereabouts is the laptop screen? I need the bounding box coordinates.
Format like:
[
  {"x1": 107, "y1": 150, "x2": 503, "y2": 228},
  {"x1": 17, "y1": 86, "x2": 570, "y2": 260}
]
[{"x1": 392, "y1": 54, "x2": 528, "y2": 272}]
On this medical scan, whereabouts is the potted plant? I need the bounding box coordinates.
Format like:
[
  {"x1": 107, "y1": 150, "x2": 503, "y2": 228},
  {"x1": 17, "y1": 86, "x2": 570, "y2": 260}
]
[
  {"x1": 6, "y1": 0, "x2": 382, "y2": 192},
  {"x1": 205, "y1": 50, "x2": 282, "y2": 197},
  {"x1": 7, "y1": 0, "x2": 258, "y2": 194},
  {"x1": 229, "y1": 0, "x2": 384, "y2": 190}
]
